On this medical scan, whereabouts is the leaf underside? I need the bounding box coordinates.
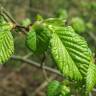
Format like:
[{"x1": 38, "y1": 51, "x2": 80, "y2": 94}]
[{"x1": 26, "y1": 25, "x2": 50, "y2": 54}]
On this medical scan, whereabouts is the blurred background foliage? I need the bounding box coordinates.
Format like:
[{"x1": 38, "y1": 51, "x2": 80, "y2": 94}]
[{"x1": 0, "y1": 0, "x2": 96, "y2": 96}]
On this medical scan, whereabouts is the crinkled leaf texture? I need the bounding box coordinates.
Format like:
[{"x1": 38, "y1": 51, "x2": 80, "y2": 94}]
[
  {"x1": 0, "y1": 17, "x2": 14, "y2": 64},
  {"x1": 26, "y1": 28, "x2": 36, "y2": 52},
  {"x1": 47, "y1": 80, "x2": 60, "y2": 96},
  {"x1": 86, "y1": 63, "x2": 96, "y2": 92},
  {"x1": 59, "y1": 84, "x2": 70, "y2": 96},
  {"x1": 50, "y1": 33, "x2": 82, "y2": 80},
  {"x1": 47, "y1": 80, "x2": 70, "y2": 96},
  {"x1": 50, "y1": 26, "x2": 92, "y2": 80},
  {"x1": 26, "y1": 19, "x2": 96, "y2": 91},
  {"x1": 26, "y1": 24, "x2": 50, "y2": 54},
  {"x1": 71, "y1": 17, "x2": 86, "y2": 33}
]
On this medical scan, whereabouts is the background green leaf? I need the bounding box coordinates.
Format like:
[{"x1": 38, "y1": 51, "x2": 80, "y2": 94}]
[
  {"x1": 71, "y1": 17, "x2": 86, "y2": 33},
  {"x1": 47, "y1": 80, "x2": 60, "y2": 96}
]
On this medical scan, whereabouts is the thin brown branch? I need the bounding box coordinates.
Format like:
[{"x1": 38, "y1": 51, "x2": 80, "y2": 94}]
[
  {"x1": 40, "y1": 53, "x2": 49, "y2": 80},
  {"x1": 23, "y1": 53, "x2": 33, "y2": 59},
  {"x1": 88, "y1": 32, "x2": 96, "y2": 44},
  {"x1": 0, "y1": 5, "x2": 17, "y2": 24},
  {"x1": 11, "y1": 55, "x2": 62, "y2": 76},
  {"x1": 15, "y1": 25, "x2": 28, "y2": 35},
  {"x1": 33, "y1": 75, "x2": 57, "y2": 96},
  {"x1": 2, "y1": 7, "x2": 17, "y2": 25},
  {"x1": 0, "y1": 5, "x2": 29, "y2": 35}
]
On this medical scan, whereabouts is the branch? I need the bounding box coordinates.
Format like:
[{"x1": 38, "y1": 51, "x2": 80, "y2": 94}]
[
  {"x1": 1, "y1": 7, "x2": 17, "y2": 24},
  {"x1": 11, "y1": 55, "x2": 62, "y2": 76},
  {"x1": 0, "y1": 5, "x2": 29, "y2": 35},
  {"x1": 88, "y1": 32, "x2": 96, "y2": 44},
  {"x1": 33, "y1": 75, "x2": 57, "y2": 96}
]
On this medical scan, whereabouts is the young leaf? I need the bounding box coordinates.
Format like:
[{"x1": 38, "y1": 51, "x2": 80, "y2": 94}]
[
  {"x1": 21, "y1": 18, "x2": 31, "y2": 27},
  {"x1": 0, "y1": 17, "x2": 14, "y2": 64},
  {"x1": 54, "y1": 26, "x2": 92, "y2": 76},
  {"x1": 59, "y1": 84, "x2": 70, "y2": 96},
  {"x1": 47, "y1": 80, "x2": 70, "y2": 96},
  {"x1": 26, "y1": 24, "x2": 50, "y2": 54},
  {"x1": 26, "y1": 28, "x2": 36, "y2": 52},
  {"x1": 45, "y1": 18, "x2": 66, "y2": 27},
  {"x1": 86, "y1": 63, "x2": 96, "y2": 92},
  {"x1": 50, "y1": 33, "x2": 82, "y2": 80},
  {"x1": 71, "y1": 17, "x2": 86, "y2": 33},
  {"x1": 47, "y1": 80, "x2": 60, "y2": 96},
  {"x1": 55, "y1": 9, "x2": 68, "y2": 20}
]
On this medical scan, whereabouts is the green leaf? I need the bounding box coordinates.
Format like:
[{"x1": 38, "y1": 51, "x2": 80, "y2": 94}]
[
  {"x1": 59, "y1": 84, "x2": 70, "y2": 96},
  {"x1": 47, "y1": 80, "x2": 60, "y2": 96},
  {"x1": 86, "y1": 63, "x2": 96, "y2": 92},
  {"x1": 45, "y1": 18, "x2": 66, "y2": 27},
  {"x1": 21, "y1": 18, "x2": 31, "y2": 27},
  {"x1": 71, "y1": 17, "x2": 86, "y2": 33},
  {"x1": 26, "y1": 24, "x2": 50, "y2": 54},
  {"x1": 0, "y1": 17, "x2": 14, "y2": 64},
  {"x1": 26, "y1": 28, "x2": 36, "y2": 52},
  {"x1": 47, "y1": 80, "x2": 70, "y2": 96},
  {"x1": 55, "y1": 9, "x2": 68, "y2": 20},
  {"x1": 36, "y1": 14, "x2": 43, "y2": 21},
  {"x1": 50, "y1": 33, "x2": 82, "y2": 80},
  {"x1": 54, "y1": 26, "x2": 92, "y2": 76}
]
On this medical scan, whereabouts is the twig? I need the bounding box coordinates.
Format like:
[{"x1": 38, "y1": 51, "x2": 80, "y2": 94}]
[
  {"x1": 0, "y1": 5, "x2": 29, "y2": 35},
  {"x1": 1, "y1": 7, "x2": 17, "y2": 24},
  {"x1": 33, "y1": 75, "x2": 57, "y2": 96},
  {"x1": 11, "y1": 55, "x2": 61, "y2": 76},
  {"x1": 88, "y1": 32, "x2": 96, "y2": 44},
  {"x1": 23, "y1": 53, "x2": 33, "y2": 59},
  {"x1": 40, "y1": 53, "x2": 46, "y2": 68},
  {"x1": 40, "y1": 53, "x2": 49, "y2": 80},
  {"x1": 42, "y1": 67, "x2": 49, "y2": 80},
  {"x1": 0, "y1": 5, "x2": 17, "y2": 24},
  {"x1": 15, "y1": 25, "x2": 28, "y2": 35}
]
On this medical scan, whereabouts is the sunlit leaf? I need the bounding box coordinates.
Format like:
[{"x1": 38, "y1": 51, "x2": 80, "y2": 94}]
[
  {"x1": 54, "y1": 26, "x2": 92, "y2": 76},
  {"x1": 50, "y1": 33, "x2": 82, "y2": 80},
  {"x1": 86, "y1": 63, "x2": 96, "y2": 92},
  {"x1": 0, "y1": 17, "x2": 14, "y2": 64}
]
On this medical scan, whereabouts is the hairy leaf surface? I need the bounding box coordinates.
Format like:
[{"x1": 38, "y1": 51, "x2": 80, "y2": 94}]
[
  {"x1": 47, "y1": 80, "x2": 60, "y2": 96},
  {"x1": 26, "y1": 24, "x2": 50, "y2": 54},
  {"x1": 50, "y1": 33, "x2": 82, "y2": 80},
  {"x1": 26, "y1": 28, "x2": 36, "y2": 52},
  {"x1": 86, "y1": 63, "x2": 96, "y2": 92},
  {"x1": 0, "y1": 17, "x2": 14, "y2": 64},
  {"x1": 54, "y1": 26, "x2": 92, "y2": 76}
]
